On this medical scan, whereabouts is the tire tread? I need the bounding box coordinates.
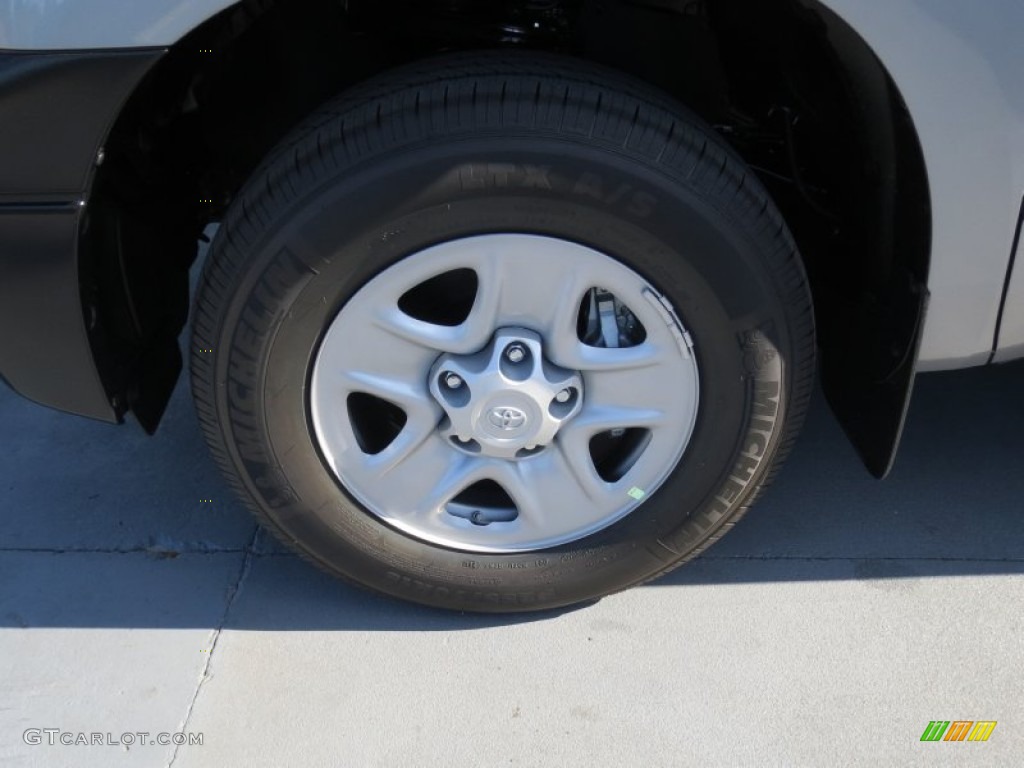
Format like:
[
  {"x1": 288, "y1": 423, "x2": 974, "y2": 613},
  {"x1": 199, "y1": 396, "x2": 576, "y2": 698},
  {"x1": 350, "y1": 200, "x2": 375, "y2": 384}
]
[{"x1": 191, "y1": 51, "x2": 816, "y2": 609}]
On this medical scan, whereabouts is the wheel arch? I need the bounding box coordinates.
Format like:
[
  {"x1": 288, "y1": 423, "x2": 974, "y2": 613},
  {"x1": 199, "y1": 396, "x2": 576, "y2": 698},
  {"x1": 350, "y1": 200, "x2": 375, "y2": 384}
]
[{"x1": 84, "y1": 0, "x2": 930, "y2": 475}]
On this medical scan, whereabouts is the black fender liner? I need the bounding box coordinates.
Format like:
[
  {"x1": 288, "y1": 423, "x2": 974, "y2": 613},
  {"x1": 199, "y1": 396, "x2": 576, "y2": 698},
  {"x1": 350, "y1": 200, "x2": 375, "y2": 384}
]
[
  {"x1": 803, "y1": 2, "x2": 931, "y2": 478},
  {"x1": 0, "y1": 6, "x2": 933, "y2": 473},
  {"x1": 0, "y1": 49, "x2": 167, "y2": 425}
]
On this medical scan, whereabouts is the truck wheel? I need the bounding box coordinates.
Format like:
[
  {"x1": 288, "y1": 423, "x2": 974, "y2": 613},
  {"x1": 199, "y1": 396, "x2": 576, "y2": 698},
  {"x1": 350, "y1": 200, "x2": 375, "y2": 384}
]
[{"x1": 190, "y1": 53, "x2": 814, "y2": 612}]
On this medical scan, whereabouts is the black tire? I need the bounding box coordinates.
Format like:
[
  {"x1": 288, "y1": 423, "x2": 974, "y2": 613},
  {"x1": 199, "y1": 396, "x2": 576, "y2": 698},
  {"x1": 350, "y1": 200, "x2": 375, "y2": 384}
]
[{"x1": 190, "y1": 52, "x2": 814, "y2": 612}]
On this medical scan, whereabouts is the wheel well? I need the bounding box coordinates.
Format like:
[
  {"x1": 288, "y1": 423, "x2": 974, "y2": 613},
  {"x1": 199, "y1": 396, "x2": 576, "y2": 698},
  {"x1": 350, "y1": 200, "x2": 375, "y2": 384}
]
[{"x1": 86, "y1": 0, "x2": 929, "y2": 473}]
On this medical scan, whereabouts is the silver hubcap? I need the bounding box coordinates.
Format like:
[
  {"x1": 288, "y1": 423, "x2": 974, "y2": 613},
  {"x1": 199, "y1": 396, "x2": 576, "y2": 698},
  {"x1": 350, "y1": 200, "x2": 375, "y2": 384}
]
[
  {"x1": 310, "y1": 234, "x2": 700, "y2": 552},
  {"x1": 430, "y1": 328, "x2": 583, "y2": 460}
]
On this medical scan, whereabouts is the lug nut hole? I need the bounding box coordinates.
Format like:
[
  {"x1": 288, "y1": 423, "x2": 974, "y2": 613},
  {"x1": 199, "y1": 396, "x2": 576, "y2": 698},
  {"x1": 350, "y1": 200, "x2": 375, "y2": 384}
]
[
  {"x1": 438, "y1": 372, "x2": 471, "y2": 407},
  {"x1": 499, "y1": 343, "x2": 533, "y2": 381},
  {"x1": 505, "y1": 344, "x2": 527, "y2": 363},
  {"x1": 548, "y1": 387, "x2": 579, "y2": 418},
  {"x1": 515, "y1": 445, "x2": 545, "y2": 458},
  {"x1": 449, "y1": 436, "x2": 481, "y2": 453}
]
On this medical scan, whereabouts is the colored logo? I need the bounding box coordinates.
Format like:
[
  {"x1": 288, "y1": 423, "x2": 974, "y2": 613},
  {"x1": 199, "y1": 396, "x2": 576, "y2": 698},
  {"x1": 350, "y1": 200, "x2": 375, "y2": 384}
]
[{"x1": 920, "y1": 721, "x2": 997, "y2": 742}]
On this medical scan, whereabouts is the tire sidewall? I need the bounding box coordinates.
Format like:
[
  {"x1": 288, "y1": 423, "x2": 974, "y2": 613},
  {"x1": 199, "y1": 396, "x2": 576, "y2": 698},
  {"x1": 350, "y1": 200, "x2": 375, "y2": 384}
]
[{"x1": 214, "y1": 137, "x2": 793, "y2": 610}]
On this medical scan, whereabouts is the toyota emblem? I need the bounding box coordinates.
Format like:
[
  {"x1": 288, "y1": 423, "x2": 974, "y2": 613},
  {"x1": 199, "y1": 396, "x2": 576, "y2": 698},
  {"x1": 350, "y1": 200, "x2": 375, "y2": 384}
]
[{"x1": 487, "y1": 406, "x2": 528, "y2": 431}]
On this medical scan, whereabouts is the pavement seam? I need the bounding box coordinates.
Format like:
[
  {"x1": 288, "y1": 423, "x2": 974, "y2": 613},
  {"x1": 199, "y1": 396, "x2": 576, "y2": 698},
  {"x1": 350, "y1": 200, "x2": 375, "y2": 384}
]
[{"x1": 166, "y1": 526, "x2": 259, "y2": 768}]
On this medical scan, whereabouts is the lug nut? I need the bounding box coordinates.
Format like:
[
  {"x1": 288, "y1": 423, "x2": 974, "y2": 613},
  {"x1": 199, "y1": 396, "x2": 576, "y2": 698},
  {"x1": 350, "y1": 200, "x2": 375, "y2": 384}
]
[
  {"x1": 555, "y1": 388, "x2": 573, "y2": 403},
  {"x1": 443, "y1": 372, "x2": 463, "y2": 389},
  {"x1": 505, "y1": 344, "x2": 526, "y2": 363}
]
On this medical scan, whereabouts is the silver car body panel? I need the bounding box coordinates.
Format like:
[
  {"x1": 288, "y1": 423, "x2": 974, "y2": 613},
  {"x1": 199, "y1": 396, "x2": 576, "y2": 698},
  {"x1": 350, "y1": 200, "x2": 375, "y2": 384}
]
[
  {"x1": 993, "y1": 226, "x2": 1024, "y2": 363},
  {"x1": 2, "y1": 0, "x2": 1022, "y2": 369},
  {"x1": 819, "y1": 0, "x2": 1024, "y2": 371},
  {"x1": 0, "y1": 1, "x2": 234, "y2": 50}
]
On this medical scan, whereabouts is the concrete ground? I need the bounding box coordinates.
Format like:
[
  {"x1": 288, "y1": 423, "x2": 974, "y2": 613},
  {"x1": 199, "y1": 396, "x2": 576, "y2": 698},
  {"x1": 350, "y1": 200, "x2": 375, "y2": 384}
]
[{"x1": 1, "y1": 302, "x2": 1022, "y2": 765}]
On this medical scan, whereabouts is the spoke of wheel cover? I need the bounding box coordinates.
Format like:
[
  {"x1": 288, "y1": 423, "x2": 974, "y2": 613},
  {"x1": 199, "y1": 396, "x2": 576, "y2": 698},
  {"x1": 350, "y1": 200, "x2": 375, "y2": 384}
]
[
  {"x1": 505, "y1": 449, "x2": 613, "y2": 532},
  {"x1": 322, "y1": 312, "x2": 440, "y2": 384},
  {"x1": 473, "y1": 248, "x2": 591, "y2": 339},
  {"x1": 582, "y1": 350, "x2": 679, "y2": 414},
  {"x1": 371, "y1": 304, "x2": 494, "y2": 356},
  {"x1": 365, "y1": 433, "x2": 477, "y2": 518},
  {"x1": 339, "y1": 369, "x2": 432, "y2": 409},
  {"x1": 361, "y1": 397, "x2": 444, "y2": 477},
  {"x1": 547, "y1": 335, "x2": 661, "y2": 378}
]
